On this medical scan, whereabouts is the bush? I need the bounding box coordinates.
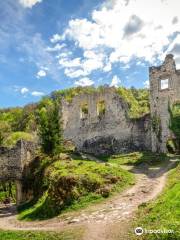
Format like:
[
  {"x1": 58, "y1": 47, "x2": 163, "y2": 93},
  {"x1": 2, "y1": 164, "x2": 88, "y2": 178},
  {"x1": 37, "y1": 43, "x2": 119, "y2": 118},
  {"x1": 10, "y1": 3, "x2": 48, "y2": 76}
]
[{"x1": 3, "y1": 132, "x2": 34, "y2": 147}]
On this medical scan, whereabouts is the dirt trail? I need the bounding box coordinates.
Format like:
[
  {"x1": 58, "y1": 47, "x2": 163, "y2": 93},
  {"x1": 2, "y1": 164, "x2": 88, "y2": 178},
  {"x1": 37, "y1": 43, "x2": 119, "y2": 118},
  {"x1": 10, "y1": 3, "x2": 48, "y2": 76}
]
[{"x1": 0, "y1": 158, "x2": 178, "y2": 240}]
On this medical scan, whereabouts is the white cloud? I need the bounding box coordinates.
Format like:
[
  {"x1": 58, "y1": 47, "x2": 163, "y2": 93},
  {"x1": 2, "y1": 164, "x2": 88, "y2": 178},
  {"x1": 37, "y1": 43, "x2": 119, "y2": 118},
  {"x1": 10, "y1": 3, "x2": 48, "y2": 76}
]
[
  {"x1": 22, "y1": 33, "x2": 60, "y2": 81},
  {"x1": 55, "y1": 0, "x2": 180, "y2": 69},
  {"x1": 20, "y1": 87, "x2": 29, "y2": 94},
  {"x1": 83, "y1": 57, "x2": 103, "y2": 72},
  {"x1": 17, "y1": 87, "x2": 44, "y2": 97},
  {"x1": 143, "y1": 80, "x2": 149, "y2": 89},
  {"x1": 31, "y1": 91, "x2": 45, "y2": 96},
  {"x1": 59, "y1": 50, "x2": 106, "y2": 78},
  {"x1": 165, "y1": 34, "x2": 180, "y2": 68},
  {"x1": 75, "y1": 77, "x2": 94, "y2": 87},
  {"x1": 59, "y1": 57, "x2": 81, "y2": 68},
  {"x1": 103, "y1": 62, "x2": 112, "y2": 72},
  {"x1": 19, "y1": 0, "x2": 42, "y2": 8},
  {"x1": 36, "y1": 69, "x2": 47, "y2": 78},
  {"x1": 50, "y1": 34, "x2": 63, "y2": 43},
  {"x1": 110, "y1": 75, "x2": 121, "y2": 87},
  {"x1": 46, "y1": 43, "x2": 66, "y2": 52},
  {"x1": 64, "y1": 68, "x2": 87, "y2": 78}
]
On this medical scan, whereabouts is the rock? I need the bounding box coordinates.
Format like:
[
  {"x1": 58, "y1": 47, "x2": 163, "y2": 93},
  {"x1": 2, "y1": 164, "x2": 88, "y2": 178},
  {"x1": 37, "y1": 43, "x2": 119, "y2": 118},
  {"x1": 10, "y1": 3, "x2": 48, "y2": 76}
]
[
  {"x1": 68, "y1": 218, "x2": 80, "y2": 224},
  {"x1": 141, "y1": 189, "x2": 149, "y2": 193},
  {"x1": 59, "y1": 153, "x2": 72, "y2": 161},
  {"x1": 99, "y1": 186, "x2": 111, "y2": 198}
]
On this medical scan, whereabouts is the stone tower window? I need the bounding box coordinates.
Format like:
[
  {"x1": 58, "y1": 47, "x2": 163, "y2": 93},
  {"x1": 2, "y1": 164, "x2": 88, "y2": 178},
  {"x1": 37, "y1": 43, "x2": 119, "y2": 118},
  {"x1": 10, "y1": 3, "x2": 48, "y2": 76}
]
[
  {"x1": 80, "y1": 103, "x2": 88, "y2": 119},
  {"x1": 97, "y1": 100, "x2": 106, "y2": 116},
  {"x1": 160, "y1": 79, "x2": 169, "y2": 90}
]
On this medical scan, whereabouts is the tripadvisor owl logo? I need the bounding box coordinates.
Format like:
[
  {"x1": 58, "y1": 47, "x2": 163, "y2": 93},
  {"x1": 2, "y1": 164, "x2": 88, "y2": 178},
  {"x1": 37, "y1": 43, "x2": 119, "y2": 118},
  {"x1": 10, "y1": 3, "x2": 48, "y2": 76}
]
[{"x1": 135, "y1": 227, "x2": 144, "y2": 236}]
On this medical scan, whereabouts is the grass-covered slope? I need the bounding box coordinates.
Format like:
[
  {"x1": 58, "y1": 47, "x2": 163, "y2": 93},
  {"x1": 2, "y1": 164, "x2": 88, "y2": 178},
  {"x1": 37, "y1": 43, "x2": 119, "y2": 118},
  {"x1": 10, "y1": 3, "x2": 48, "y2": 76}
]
[
  {"x1": 0, "y1": 228, "x2": 84, "y2": 240},
  {"x1": 18, "y1": 153, "x2": 135, "y2": 221},
  {"x1": 18, "y1": 151, "x2": 169, "y2": 221},
  {"x1": 131, "y1": 162, "x2": 180, "y2": 240}
]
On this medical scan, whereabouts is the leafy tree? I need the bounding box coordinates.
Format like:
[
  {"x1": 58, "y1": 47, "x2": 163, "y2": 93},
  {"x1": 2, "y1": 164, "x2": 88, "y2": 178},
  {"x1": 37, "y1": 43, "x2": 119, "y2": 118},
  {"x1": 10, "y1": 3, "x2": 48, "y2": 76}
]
[
  {"x1": 37, "y1": 96, "x2": 63, "y2": 155},
  {"x1": 0, "y1": 121, "x2": 11, "y2": 145}
]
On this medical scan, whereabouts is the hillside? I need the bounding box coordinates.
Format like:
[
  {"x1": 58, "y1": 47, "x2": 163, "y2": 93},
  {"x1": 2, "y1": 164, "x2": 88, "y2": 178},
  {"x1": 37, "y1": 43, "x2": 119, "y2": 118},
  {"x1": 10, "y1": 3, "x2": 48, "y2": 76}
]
[{"x1": 0, "y1": 86, "x2": 150, "y2": 148}]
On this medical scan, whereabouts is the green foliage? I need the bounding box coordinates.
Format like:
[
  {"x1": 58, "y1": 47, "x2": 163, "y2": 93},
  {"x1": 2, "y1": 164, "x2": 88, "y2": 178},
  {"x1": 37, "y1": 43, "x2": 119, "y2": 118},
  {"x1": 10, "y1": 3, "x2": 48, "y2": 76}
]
[
  {"x1": 97, "y1": 100, "x2": 105, "y2": 116},
  {"x1": 3, "y1": 132, "x2": 34, "y2": 147},
  {"x1": 18, "y1": 153, "x2": 135, "y2": 220},
  {"x1": 0, "y1": 181, "x2": 16, "y2": 203},
  {"x1": 53, "y1": 86, "x2": 99, "y2": 103},
  {"x1": 18, "y1": 152, "x2": 167, "y2": 221},
  {"x1": 166, "y1": 139, "x2": 176, "y2": 153},
  {"x1": 36, "y1": 96, "x2": 63, "y2": 155},
  {"x1": 151, "y1": 114, "x2": 162, "y2": 140},
  {"x1": 52, "y1": 86, "x2": 150, "y2": 119},
  {"x1": 0, "y1": 121, "x2": 11, "y2": 145},
  {"x1": 116, "y1": 87, "x2": 150, "y2": 118},
  {"x1": 0, "y1": 104, "x2": 37, "y2": 146},
  {"x1": 0, "y1": 228, "x2": 84, "y2": 240},
  {"x1": 131, "y1": 163, "x2": 180, "y2": 240},
  {"x1": 0, "y1": 86, "x2": 150, "y2": 150},
  {"x1": 169, "y1": 103, "x2": 180, "y2": 151},
  {"x1": 99, "y1": 151, "x2": 169, "y2": 166}
]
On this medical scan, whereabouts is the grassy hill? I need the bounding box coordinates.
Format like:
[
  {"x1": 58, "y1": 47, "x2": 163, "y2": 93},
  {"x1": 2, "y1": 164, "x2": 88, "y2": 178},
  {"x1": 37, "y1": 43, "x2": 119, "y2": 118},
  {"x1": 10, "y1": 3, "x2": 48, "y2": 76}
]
[
  {"x1": 131, "y1": 162, "x2": 180, "y2": 240},
  {"x1": 18, "y1": 152, "x2": 136, "y2": 220}
]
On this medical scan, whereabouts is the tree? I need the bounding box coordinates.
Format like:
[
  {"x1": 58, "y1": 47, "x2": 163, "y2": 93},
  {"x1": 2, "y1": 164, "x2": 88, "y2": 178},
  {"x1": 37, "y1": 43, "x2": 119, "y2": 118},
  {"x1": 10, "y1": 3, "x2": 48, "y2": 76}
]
[
  {"x1": 37, "y1": 96, "x2": 63, "y2": 155},
  {"x1": 0, "y1": 121, "x2": 11, "y2": 145}
]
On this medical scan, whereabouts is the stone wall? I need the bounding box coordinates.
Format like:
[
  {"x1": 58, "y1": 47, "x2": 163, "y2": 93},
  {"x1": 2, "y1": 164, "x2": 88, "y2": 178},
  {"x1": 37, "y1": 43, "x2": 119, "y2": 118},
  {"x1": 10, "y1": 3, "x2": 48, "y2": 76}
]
[
  {"x1": 149, "y1": 54, "x2": 180, "y2": 152},
  {"x1": 62, "y1": 87, "x2": 151, "y2": 155},
  {"x1": 0, "y1": 140, "x2": 37, "y2": 181}
]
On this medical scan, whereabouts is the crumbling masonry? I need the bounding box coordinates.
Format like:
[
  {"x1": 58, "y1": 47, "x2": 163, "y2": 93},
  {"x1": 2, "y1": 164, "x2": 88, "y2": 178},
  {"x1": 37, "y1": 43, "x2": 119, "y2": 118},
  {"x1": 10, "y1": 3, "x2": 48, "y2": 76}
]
[
  {"x1": 0, "y1": 54, "x2": 179, "y2": 204},
  {"x1": 150, "y1": 54, "x2": 180, "y2": 152},
  {"x1": 63, "y1": 55, "x2": 180, "y2": 155}
]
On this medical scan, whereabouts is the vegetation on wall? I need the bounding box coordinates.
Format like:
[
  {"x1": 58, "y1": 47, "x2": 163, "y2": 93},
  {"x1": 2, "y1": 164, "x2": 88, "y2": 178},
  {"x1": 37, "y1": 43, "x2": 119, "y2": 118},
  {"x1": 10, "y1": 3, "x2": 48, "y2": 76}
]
[
  {"x1": 151, "y1": 114, "x2": 162, "y2": 141},
  {"x1": 0, "y1": 86, "x2": 150, "y2": 149},
  {"x1": 169, "y1": 102, "x2": 180, "y2": 152},
  {"x1": 0, "y1": 86, "x2": 150, "y2": 206}
]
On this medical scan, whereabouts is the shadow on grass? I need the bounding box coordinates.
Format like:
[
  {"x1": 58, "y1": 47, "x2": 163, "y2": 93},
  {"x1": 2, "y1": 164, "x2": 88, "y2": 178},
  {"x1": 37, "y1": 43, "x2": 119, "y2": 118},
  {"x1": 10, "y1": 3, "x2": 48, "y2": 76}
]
[
  {"x1": 17, "y1": 151, "x2": 180, "y2": 221},
  {"x1": 98, "y1": 151, "x2": 180, "y2": 179}
]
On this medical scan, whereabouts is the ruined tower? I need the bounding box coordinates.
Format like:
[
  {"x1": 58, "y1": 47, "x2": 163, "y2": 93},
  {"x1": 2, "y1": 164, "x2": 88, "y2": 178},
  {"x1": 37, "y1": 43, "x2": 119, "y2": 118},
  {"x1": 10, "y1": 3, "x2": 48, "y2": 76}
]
[{"x1": 149, "y1": 54, "x2": 180, "y2": 153}]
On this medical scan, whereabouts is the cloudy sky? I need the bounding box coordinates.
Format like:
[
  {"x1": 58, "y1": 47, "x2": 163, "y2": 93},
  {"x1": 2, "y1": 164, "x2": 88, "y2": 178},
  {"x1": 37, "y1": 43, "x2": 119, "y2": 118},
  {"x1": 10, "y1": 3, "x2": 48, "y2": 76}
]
[{"x1": 0, "y1": 0, "x2": 180, "y2": 107}]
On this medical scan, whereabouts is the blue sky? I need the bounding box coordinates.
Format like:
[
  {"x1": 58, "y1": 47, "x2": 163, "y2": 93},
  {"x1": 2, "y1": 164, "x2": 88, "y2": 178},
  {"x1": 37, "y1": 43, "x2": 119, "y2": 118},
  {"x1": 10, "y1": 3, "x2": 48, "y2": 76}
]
[{"x1": 0, "y1": 0, "x2": 180, "y2": 108}]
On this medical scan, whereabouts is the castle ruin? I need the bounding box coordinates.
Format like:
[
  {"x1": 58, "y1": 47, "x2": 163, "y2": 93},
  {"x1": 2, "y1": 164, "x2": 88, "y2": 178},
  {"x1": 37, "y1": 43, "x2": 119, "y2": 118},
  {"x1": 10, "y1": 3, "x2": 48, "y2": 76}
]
[
  {"x1": 62, "y1": 55, "x2": 180, "y2": 155},
  {"x1": 0, "y1": 54, "x2": 179, "y2": 204},
  {"x1": 150, "y1": 54, "x2": 180, "y2": 153}
]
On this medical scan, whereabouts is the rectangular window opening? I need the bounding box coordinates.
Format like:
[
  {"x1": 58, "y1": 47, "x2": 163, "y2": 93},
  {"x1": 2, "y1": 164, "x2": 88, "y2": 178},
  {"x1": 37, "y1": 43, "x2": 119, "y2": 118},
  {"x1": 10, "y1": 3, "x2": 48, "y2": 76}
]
[
  {"x1": 80, "y1": 103, "x2": 88, "y2": 119},
  {"x1": 160, "y1": 79, "x2": 169, "y2": 90},
  {"x1": 97, "y1": 100, "x2": 106, "y2": 116}
]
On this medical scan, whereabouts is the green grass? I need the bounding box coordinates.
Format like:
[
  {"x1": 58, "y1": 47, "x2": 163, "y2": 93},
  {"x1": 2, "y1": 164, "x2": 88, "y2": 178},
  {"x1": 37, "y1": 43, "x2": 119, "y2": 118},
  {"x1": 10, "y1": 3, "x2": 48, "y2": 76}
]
[
  {"x1": 99, "y1": 151, "x2": 169, "y2": 166},
  {"x1": 130, "y1": 161, "x2": 180, "y2": 240},
  {"x1": 0, "y1": 227, "x2": 84, "y2": 240},
  {"x1": 3, "y1": 131, "x2": 34, "y2": 147},
  {"x1": 18, "y1": 153, "x2": 136, "y2": 221},
  {"x1": 18, "y1": 151, "x2": 169, "y2": 221}
]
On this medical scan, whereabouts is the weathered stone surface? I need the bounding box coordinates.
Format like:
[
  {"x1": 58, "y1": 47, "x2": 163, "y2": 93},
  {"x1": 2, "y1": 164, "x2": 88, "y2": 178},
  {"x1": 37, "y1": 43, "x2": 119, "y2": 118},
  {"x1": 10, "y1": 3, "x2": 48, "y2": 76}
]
[
  {"x1": 150, "y1": 54, "x2": 180, "y2": 153},
  {"x1": 0, "y1": 140, "x2": 37, "y2": 181},
  {"x1": 62, "y1": 87, "x2": 151, "y2": 155}
]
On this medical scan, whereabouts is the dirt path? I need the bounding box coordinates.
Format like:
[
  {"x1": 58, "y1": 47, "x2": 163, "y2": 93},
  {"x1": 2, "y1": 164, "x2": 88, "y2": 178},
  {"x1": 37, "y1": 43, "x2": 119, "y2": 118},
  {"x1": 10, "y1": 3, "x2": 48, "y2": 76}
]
[{"x1": 0, "y1": 158, "x2": 178, "y2": 240}]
